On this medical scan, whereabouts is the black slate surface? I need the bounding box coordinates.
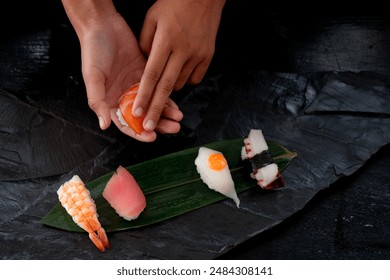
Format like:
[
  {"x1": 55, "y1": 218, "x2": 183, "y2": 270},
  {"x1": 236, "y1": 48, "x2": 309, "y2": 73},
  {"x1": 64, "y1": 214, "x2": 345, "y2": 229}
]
[
  {"x1": 1, "y1": 70, "x2": 389, "y2": 259},
  {"x1": 0, "y1": 3, "x2": 389, "y2": 259}
]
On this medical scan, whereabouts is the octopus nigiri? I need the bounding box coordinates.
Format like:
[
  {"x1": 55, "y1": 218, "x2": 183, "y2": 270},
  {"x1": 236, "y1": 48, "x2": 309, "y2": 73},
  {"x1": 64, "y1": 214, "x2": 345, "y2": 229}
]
[
  {"x1": 57, "y1": 175, "x2": 110, "y2": 252},
  {"x1": 241, "y1": 129, "x2": 284, "y2": 189},
  {"x1": 195, "y1": 147, "x2": 240, "y2": 207},
  {"x1": 117, "y1": 83, "x2": 145, "y2": 134}
]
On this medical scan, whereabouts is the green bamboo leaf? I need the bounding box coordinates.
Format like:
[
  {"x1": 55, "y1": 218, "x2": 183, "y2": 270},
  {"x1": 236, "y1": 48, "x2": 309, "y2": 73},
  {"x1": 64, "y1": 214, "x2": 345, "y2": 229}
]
[{"x1": 41, "y1": 138, "x2": 296, "y2": 232}]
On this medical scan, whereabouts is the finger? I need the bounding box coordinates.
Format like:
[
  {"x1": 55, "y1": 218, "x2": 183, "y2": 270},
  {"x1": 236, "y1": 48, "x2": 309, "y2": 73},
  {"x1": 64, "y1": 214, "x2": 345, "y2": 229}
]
[
  {"x1": 173, "y1": 59, "x2": 199, "y2": 90},
  {"x1": 161, "y1": 104, "x2": 183, "y2": 122},
  {"x1": 166, "y1": 98, "x2": 179, "y2": 109},
  {"x1": 188, "y1": 57, "x2": 212, "y2": 85},
  {"x1": 139, "y1": 13, "x2": 157, "y2": 57},
  {"x1": 133, "y1": 34, "x2": 171, "y2": 119},
  {"x1": 155, "y1": 118, "x2": 181, "y2": 134},
  {"x1": 110, "y1": 108, "x2": 157, "y2": 142},
  {"x1": 84, "y1": 72, "x2": 111, "y2": 130},
  {"x1": 143, "y1": 55, "x2": 184, "y2": 131}
]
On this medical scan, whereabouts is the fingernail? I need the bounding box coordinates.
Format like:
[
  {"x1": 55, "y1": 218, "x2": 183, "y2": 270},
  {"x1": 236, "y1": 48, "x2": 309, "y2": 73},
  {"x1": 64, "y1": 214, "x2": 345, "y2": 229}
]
[
  {"x1": 144, "y1": 119, "x2": 155, "y2": 131},
  {"x1": 134, "y1": 107, "x2": 143, "y2": 118},
  {"x1": 98, "y1": 116, "x2": 105, "y2": 129}
]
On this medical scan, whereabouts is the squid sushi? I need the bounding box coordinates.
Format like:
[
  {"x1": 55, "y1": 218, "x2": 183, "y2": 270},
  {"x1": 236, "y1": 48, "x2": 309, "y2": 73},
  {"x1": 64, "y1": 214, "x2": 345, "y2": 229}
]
[
  {"x1": 57, "y1": 175, "x2": 110, "y2": 252},
  {"x1": 242, "y1": 129, "x2": 284, "y2": 189},
  {"x1": 195, "y1": 147, "x2": 240, "y2": 207},
  {"x1": 102, "y1": 166, "x2": 146, "y2": 221},
  {"x1": 116, "y1": 83, "x2": 145, "y2": 135}
]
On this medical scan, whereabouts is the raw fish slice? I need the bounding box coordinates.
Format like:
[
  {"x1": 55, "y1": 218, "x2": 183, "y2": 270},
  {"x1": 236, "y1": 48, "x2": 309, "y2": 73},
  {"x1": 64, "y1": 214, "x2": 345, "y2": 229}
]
[
  {"x1": 57, "y1": 175, "x2": 110, "y2": 252},
  {"x1": 195, "y1": 147, "x2": 240, "y2": 207},
  {"x1": 117, "y1": 83, "x2": 145, "y2": 134},
  {"x1": 102, "y1": 166, "x2": 146, "y2": 221}
]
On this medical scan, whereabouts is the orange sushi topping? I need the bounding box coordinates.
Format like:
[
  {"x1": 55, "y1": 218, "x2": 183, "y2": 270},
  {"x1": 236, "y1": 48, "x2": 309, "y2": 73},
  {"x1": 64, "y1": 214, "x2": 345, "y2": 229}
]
[
  {"x1": 208, "y1": 153, "x2": 227, "y2": 171},
  {"x1": 118, "y1": 83, "x2": 145, "y2": 134}
]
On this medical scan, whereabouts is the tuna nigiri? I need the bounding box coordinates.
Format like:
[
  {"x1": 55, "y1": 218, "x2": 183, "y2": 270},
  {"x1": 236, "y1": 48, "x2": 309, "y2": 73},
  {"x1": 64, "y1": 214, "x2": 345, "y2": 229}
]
[
  {"x1": 57, "y1": 175, "x2": 110, "y2": 252},
  {"x1": 116, "y1": 83, "x2": 145, "y2": 134},
  {"x1": 102, "y1": 166, "x2": 146, "y2": 221},
  {"x1": 195, "y1": 147, "x2": 240, "y2": 207}
]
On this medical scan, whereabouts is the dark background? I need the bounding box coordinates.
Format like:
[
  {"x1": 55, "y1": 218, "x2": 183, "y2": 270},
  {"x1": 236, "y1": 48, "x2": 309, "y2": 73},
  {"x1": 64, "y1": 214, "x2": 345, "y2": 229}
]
[{"x1": 0, "y1": 1, "x2": 389, "y2": 259}]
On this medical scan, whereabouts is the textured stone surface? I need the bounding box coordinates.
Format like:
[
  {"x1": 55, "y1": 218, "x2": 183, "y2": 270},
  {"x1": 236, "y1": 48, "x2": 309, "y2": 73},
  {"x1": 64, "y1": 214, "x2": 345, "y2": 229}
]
[
  {"x1": 1, "y1": 70, "x2": 389, "y2": 259},
  {"x1": 0, "y1": 4, "x2": 389, "y2": 259}
]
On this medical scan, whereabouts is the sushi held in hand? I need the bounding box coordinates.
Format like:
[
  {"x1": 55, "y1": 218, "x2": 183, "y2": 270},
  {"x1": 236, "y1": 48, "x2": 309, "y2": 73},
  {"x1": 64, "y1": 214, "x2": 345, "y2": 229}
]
[{"x1": 117, "y1": 83, "x2": 145, "y2": 135}]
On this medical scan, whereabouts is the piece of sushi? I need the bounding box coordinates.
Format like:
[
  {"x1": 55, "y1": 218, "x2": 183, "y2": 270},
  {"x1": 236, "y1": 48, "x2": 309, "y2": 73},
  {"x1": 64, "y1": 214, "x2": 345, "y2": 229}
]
[
  {"x1": 242, "y1": 129, "x2": 284, "y2": 189},
  {"x1": 241, "y1": 129, "x2": 269, "y2": 160},
  {"x1": 116, "y1": 83, "x2": 145, "y2": 134},
  {"x1": 57, "y1": 175, "x2": 110, "y2": 252},
  {"x1": 102, "y1": 166, "x2": 146, "y2": 221},
  {"x1": 195, "y1": 147, "x2": 240, "y2": 207}
]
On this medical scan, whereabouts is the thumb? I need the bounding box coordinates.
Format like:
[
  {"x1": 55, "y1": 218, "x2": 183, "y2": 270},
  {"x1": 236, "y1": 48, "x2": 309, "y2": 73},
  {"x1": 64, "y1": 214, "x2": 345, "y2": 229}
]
[
  {"x1": 88, "y1": 96, "x2": 111, "y2": 130},
  {"x1": 85, "y1": 77, "x2": 111, "y2": 130}
]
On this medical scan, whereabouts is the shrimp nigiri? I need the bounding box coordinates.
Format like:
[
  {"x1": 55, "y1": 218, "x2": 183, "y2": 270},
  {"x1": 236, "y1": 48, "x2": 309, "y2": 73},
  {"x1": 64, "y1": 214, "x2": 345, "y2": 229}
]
[
  {"x1": 57, "y1": 175, "x2": 110, "y2": 252},
  {"x1": 117, "y1": 83, "x2": 145, "y2": 134}
]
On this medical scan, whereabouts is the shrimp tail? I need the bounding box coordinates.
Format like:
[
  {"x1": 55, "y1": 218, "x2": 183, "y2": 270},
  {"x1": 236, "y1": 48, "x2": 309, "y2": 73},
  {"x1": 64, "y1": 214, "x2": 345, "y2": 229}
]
[
  {"x1": 85, "y1": 217, "x2": 110, "y2": 251},
  {"x1": 88, "y1": 232, "x2": 106, "y2": 252},
  {"x1": 97, "y1": 228, "x2": 110, "y2": 249}
]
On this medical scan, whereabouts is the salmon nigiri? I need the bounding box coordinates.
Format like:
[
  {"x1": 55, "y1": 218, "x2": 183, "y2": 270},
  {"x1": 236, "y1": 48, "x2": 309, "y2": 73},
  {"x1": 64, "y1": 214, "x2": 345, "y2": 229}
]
[
  {"x1": 57, "y1": 175, "x2": 110, "y2": 252},
  {"x1": 102, "y1": 166, "x2": 146, "y2": 221},
  {"x1": 116, "y1": 83, "x2": 145, "y2": 134}
]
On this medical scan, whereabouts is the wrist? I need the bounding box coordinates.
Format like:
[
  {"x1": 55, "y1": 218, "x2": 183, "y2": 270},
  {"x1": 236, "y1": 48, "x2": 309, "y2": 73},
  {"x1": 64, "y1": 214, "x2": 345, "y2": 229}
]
[
  {"x1": 61, "y1": 0, "x2": 117, "y2": 36},
  {"x1": 198, "y1": 0, "x2": 226, "y2": 9}
]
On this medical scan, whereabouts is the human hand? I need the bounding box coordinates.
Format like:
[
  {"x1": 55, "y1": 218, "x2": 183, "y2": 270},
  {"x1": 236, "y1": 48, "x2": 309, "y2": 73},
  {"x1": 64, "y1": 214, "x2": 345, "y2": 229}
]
[
  {"x1": 61, "y1": 0, "x2": 183, "y2": 142},
  {"x1": 133, "y1": 0, "x2": 226, "y2": 132}
]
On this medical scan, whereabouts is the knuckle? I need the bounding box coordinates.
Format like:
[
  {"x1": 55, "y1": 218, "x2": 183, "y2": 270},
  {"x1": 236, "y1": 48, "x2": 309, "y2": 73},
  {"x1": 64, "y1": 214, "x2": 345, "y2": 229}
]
[
  {"x1": 144, "y1": 69, "x2": 161, "y2": 84},
  {"x1": 87, "y1": 97, "x2": 98, "y2": 110},
  {"x1": 158, "y1": 79, "x2": 175, "y2": 95},
  {"x1": 200, "y1": 51, "x2": 213, "y2": 64},
  {"x1": 149, "y1": 104, "x2": 165, "y2": 117}
]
